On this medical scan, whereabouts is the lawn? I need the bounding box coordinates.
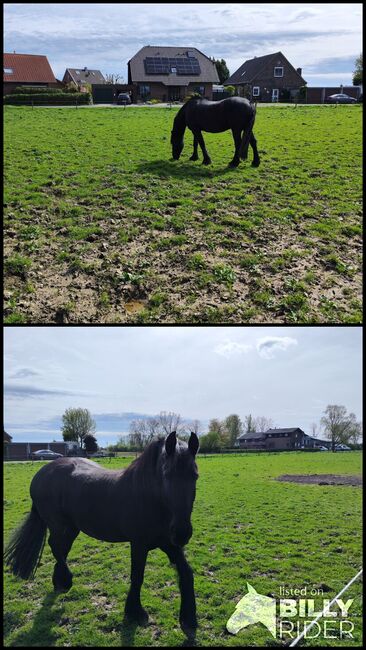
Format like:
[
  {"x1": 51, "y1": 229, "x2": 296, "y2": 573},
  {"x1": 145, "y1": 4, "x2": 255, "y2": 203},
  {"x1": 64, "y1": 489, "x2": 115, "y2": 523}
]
[
  {"x1": 3, "y1": 104, "x2": 363, "y2": 324},
  {"x1": 4, "y1": 451, "x2": 362, "y2": 646}
]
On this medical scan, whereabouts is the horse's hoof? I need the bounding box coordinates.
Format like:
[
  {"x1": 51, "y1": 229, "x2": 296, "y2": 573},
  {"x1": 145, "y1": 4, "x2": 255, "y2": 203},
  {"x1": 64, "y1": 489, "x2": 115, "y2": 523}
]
[
  {"x1": 180, "y1": 620, "x2": 198, "y2": 638},
  {"x1": 202, "y1": 159, "x2": 211, "y2": 166},
  {"x1": 189, "y1": 156, "x2": 198, "y2": 161},
  {"x1": 251, "y1": 160, "x2": 260, "y2": 167},
  {"x1": 228, "y1": 161, "x2": 239, "y2": 168},
  {"x1": 125, "y1": 607, "x2": 149, "y2": 626}
]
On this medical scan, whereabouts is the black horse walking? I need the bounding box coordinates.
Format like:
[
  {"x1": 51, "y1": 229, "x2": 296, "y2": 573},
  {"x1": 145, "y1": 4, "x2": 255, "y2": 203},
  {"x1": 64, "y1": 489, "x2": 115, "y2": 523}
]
[
  {"x1": 4, "y1": 431, "x2": 199, "y2": 637},
  {"x1": 171, "y1": 96, "x2": 260, "y2": 168}
]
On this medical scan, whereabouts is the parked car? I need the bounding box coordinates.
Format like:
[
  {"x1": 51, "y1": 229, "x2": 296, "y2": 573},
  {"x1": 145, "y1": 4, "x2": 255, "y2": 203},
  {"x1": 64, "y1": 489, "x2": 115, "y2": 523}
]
[
  {"x1": 89, "y1": 451, "x2": 109, "y2": 457},
  {"x1": 325, "y1": 93, "x2": 357, "y2": 104},
  {"x1": 317, "y1": 446, "x2": 329, "y2": 451},
  {"x1": 31, "y1": 449, "x2": 63, "y2": 460},
  {"x1": 117, "y1": 92, "x2": 131, "y2": 105},
  {"x1": 335, "y1": 444, "x2": 352, "y2": 451}
]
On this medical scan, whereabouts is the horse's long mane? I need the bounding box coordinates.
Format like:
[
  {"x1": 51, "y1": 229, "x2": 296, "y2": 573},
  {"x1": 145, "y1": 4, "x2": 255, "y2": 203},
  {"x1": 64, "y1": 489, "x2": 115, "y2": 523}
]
[{"x1": 125, "y1": 438, "x2": 165, "y2": 478}]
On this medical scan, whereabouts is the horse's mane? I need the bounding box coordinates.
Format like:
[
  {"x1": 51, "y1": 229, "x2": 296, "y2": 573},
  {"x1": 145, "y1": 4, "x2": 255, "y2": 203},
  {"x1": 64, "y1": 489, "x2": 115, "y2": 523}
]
[{"x1": 125, "y1": 437, "x2": 165, "y2": 477}]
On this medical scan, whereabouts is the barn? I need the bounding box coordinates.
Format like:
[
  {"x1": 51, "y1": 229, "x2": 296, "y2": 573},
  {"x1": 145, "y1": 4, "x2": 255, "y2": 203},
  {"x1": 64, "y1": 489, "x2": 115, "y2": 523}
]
[{"x1": 237, "y1": 427, "x2": 331, "y2": 450}]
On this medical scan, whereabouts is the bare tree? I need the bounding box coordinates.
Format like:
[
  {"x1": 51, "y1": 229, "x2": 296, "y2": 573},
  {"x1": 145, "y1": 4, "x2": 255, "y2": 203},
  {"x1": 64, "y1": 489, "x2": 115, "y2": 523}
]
[
  {"x1": 244, "y1": 414, "x2": 256, "y2": 433},
  {"x1": 190, "y1": 419, "x2": 202, "y2": 435},
  {"x1": 159, "y1": 411, "x2": 184, "y2": 435},
  {"x1": 254, "y1": 416, "x2": 274, "y2": 433},
  {"x1": 321, "y1": 405, "x2": 362, "y2": 451},
  {"x1": 105, "y1": 73, "x2": 124, "y2": 84}
]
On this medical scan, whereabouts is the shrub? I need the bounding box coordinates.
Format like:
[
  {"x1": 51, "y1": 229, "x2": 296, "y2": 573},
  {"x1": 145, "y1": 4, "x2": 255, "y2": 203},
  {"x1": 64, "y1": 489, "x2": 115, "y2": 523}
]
[
  {"x1": 4, "y1": 92, "x2": 91, "y2": 105},
  {"x1": 14, "y1": 86, "x2": 62, "y2": 94}
]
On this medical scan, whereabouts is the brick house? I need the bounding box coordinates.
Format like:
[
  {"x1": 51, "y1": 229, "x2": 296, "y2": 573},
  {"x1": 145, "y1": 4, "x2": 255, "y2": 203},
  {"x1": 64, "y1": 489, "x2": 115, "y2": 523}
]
[
  {"x1": 3, "y1": 52, "x2": 58, "y2": 95},
  {"x1": 224, "y1": 51, "x2": 306, "y2": 102},
  {"x1": 237, "y1": 427, "x2": 331, "y2": 450},
  {"x1": 127, "y1": 46, "x2": 219, "y2": 102},
  {"x1": 62, "y1": 67, "x2": 106, "y2": 90}
]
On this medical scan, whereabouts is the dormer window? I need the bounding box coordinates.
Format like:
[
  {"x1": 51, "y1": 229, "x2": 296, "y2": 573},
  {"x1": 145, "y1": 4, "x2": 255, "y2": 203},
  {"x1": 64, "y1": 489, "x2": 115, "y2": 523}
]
[{"x1": 274, "y1": 67, "x2": 283, "y2": 77}]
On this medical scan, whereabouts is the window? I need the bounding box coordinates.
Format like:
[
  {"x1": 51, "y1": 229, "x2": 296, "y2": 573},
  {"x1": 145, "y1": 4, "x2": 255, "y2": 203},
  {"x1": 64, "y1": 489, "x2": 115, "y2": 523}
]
[
  {"x1": 171, "y1": 67, "x2": 177, "y2": 73},
  {"x1": 252, "y1": 86, "x2": 260, "y2": 96},
  {"x1": 274, "y1": 67, "x2": 283, "y2": 77},
  {"x1": 4, "y1": 68, "x2": 13, "y2": 74},
  {"x1": 138, "y1": 84, "x2": 150, "y2": 97}
]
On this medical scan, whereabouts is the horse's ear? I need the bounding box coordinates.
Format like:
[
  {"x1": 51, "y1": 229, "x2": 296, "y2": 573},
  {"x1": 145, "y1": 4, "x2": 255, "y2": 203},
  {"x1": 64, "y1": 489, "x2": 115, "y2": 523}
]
[
  {"x1": 188, "y1": 432, "x2": 199, "y2": 456},
  {"x1": 165, "y1": 431, "x2": 177, "y2": 456}
]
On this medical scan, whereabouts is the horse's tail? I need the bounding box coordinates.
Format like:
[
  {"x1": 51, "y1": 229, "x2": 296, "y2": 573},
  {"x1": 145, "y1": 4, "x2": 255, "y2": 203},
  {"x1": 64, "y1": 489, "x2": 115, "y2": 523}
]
[
  {"x1": 4, "y1": 505, "x2": 47, "y2": 579},
  {"x1": 239, "y1": 108, "x2": 256, "y2": 160}
]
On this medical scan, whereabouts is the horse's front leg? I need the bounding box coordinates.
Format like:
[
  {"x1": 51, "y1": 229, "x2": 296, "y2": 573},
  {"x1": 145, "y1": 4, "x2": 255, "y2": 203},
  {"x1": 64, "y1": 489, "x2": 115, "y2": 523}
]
[
  {"x1": 124, "y1": 542, "x2": 149, "y2": 625},
  {"x1": 160, "y1": 543, "x2": 197, "y2": 638},
  {"x1": 229, "y1": 129, "x2": 242, "y2": 167},
  {"x1": 189, "y1": 134, "x2": 199, "y2": 161},
  {"x1": 250, "y1": 132, "x2": 260, "y2": 167},
  {"x1": 193, "y1": 129, "x2": 211, "y2": 165}
]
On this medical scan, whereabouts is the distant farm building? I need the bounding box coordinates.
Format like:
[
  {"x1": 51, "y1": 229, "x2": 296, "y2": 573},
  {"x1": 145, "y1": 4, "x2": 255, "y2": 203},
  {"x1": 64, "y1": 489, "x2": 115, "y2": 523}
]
[
  {"x1": 128, "y1": 46, "x2": 219, "y2": 102},
  {"x1": 4, "y1": 439, "x2": 81, "y2": 461},
  {"x1": 3, "y1": 52, "x2": 58, "y2": 94},
  {"x1": 305, "y1": 85, "x2": 361, "y2": 103},
  {"x1": 224, "y1": 51, "x2": 306, "y2": 102},
  {"x1": 237, "y1": 427, "x2": 331, "y2": 450},
  {"x1": 62, "y1": 67, "x2": 107, "y2": 89}
]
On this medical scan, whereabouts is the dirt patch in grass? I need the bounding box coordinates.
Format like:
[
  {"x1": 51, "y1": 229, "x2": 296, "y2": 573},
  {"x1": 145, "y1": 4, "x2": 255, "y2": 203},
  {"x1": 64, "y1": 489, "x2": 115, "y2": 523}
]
[{"x1": 276, "y1": 473, "x2": 362, "y2": 487}]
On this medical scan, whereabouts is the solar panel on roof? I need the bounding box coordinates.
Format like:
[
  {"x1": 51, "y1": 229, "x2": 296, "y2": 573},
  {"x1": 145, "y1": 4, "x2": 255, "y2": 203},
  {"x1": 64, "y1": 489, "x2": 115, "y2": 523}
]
[{"x1": 143, "y1": 56, "x2": 201, "y2": 75}]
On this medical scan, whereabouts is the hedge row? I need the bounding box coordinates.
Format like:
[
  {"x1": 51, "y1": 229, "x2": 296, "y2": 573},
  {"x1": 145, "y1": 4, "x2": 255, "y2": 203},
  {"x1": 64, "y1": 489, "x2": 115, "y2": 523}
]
[
  {"x1": 4, "y1": 92, "x2": 92, "y2": 105},
  {"x1": 14, "y1": 86, "x2": 63, "y2": 94}
]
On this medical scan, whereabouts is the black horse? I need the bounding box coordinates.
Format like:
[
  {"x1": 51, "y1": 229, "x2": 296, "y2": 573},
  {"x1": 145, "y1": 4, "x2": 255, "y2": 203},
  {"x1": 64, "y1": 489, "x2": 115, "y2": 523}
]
[
  {"x1": 4, "y1": 431, "x2": 199, "y2": 637},
  {"x1": 171, "y1": 96, "x2": 260, "y2": 168}
]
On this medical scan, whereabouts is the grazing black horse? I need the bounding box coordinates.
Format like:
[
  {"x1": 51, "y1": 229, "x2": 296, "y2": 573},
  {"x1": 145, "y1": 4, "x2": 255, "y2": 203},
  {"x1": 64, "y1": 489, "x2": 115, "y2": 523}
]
[
  {"x1": 171, "y1": 96, "x2": 260, "y2": 168},
  {"x1": 4, "y1": 431, "x2": 199, "y2": 637}
]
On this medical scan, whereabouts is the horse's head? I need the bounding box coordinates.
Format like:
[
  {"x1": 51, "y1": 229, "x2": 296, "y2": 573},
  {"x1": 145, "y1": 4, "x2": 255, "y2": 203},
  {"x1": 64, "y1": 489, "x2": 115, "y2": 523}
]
[
  {"x1": 161, "y1": 431, "x2": 199, "y2": 546},
  {"x1": 170, "y1": 129, "x2": 184, "y2": 160}
]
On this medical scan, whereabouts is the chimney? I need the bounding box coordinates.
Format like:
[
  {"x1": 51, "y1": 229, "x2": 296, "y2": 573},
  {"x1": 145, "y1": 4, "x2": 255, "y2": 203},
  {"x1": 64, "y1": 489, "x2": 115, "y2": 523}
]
[{"x1": 296, "y1": 67, "x2": 302, "y2": 76}]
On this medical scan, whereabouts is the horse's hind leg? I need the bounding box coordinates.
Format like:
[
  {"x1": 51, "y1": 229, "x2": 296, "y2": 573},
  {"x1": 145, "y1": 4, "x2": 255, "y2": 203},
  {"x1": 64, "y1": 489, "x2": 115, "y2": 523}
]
[
  {"x1": 250, "y1": 132, "x2": 260, "y2": 167},
  {"x1": 48, "y1": 524, "x2": 79, "y2": 591},
  {"x1": 124, "y1": 542, "x2": 149, "y2": 625}
]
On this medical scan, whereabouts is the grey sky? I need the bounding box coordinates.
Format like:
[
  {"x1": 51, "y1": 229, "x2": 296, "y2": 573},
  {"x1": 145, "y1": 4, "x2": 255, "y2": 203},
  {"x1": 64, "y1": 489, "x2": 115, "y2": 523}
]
[
  {"x1": 4, "y1": 327, "x2": 362, "y2": 446},
  {"x1": 4, "y1": 3, "x2": 362, "y2": 86}
]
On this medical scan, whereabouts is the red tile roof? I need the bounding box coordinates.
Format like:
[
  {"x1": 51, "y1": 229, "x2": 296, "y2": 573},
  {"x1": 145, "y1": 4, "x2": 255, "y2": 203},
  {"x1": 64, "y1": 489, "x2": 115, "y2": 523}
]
[{"x1": 4, "y1": 53, "x2": 56, "y2": 83}]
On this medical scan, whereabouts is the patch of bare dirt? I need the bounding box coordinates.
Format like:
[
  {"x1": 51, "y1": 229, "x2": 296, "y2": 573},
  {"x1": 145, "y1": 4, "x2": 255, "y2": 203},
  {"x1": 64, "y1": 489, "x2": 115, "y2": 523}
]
[{"x1": 276, "y1": 474, "x2": 362, "y2": 487}]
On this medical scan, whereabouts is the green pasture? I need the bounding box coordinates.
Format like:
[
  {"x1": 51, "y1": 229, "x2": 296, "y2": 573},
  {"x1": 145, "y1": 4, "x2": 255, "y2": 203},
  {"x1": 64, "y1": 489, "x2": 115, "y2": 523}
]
[
  {"x1": 4, "y1": 451, "x2": 362, "y2": 646},
  {"x1": 3, "y1": 104, "x2": 362, "y2": 324}
]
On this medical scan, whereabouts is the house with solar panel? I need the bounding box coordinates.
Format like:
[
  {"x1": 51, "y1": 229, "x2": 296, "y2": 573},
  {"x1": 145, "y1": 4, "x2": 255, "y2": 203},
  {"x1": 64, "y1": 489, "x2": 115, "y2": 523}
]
[{"x1": 127, "y1": 46, "x2": 220, "y2": 102}]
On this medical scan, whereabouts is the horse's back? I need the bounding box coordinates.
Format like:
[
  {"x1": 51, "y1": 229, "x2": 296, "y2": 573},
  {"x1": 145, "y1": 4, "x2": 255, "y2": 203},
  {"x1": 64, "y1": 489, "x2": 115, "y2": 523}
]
[{"x1": 185, "y1": 96, "x2": 255, "y2": 132}]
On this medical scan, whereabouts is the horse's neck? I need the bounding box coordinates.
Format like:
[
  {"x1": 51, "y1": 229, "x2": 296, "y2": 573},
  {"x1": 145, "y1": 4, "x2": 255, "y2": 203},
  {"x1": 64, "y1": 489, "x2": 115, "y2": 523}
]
[{"x1": 173, "y1": 106, "x2": 187, "y2": 135}]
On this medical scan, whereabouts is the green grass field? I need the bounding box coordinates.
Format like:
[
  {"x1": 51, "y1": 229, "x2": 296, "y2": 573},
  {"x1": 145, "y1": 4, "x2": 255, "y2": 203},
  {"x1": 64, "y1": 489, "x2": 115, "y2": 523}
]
[
  {"x1": 3, "y1": 104, "x2": 362, "y2": 324},
  {"x1": 4, "y1": 451, "x2": 362, "y2": 646}
]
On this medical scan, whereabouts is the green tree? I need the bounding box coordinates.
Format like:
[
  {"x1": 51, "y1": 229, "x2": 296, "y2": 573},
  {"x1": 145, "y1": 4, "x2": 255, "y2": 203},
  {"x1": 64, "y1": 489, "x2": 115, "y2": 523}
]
[
  {"x1": 353, "y1": 53, "x2": 362, "y2": 86},
  {"x1": 224, "y1": 414, "x2": 243, "y2": 446},
  {"x1": 199, "y1": 431, "x2": 221, "y2": 452},
  {"x1": 320, "y1": 405, "x2": 362, "y2": 452},
  {"x1": 225, "y1": 85, "x2": 236, "y2": 96},
  {"x1": 84, "y1": 434, "x2": 98, "y2": 453},
  {"x1": 61, "y1": 407, "x2": 96, "y2": 448},
  {"x1": 244, "y1": 414, "x2": 256, "y2": 433},
  {"x1": 211, "y1": 57, "x2": 230, "y2": 83}
]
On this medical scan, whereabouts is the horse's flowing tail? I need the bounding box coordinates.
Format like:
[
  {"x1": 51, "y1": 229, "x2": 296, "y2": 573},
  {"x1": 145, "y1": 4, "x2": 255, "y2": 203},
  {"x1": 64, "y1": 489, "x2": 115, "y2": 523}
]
[
  {"x1": 239, "y1": 110, "x2": 256, "y2": 160},
  {"x1": 4, "y1": 505, "x2": 47, "y2": 579}
]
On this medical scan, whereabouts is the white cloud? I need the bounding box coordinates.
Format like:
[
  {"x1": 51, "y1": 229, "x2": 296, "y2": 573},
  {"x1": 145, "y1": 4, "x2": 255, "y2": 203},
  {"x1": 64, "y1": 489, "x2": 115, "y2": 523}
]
[
  {"x1": 256, "y1": 336, "x2": 298, "y2": 360},
  {"x1": 214, "y1": 339, "x2": 253, "y2": 358}
]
